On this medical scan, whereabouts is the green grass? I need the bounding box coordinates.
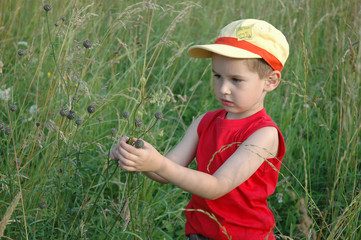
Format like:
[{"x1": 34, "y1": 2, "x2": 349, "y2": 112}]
[{"x1": 0, "y1": 0, "x2": 360, "y2": 239}]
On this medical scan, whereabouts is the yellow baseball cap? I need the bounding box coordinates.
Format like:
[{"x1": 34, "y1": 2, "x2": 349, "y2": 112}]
[{"x1": 188, "y1": 19, "x2": 289, "y2": 71}]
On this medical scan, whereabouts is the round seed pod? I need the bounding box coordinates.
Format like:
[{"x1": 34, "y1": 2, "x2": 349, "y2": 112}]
[
  {"x1": 83, "y1": 40, "x2": 92, "y2": 49},
  {"x1": 10, "y1": 105, "x2": 17, "y2": 112},
  {"x1": 72, "y1": 95, "x2": 78, "y2": 102},
  {"x1": 121, "y1": 111, "x2": 130, "y2": 119},
  {"x1": 97, "y1": 116, "x2": 104, "y2": 122},
  {"x1": 17, "y1": 49, "x2": 25, "y2": 56},
  {"x1": 75, "y1": 119, "x2": 83, "y2": 125},
  {"x1": 14, "y1": 158, "x2": 20, "y2": 164},
  {"x1": 36, "y1": 122, "x2": 41, "y2": 127},
  {"x1": 154, "y1": 111, "x2": 163, "y2": 119},
  {"x1": 43, "y1": 4, "x2": 52, "y2": 12},
  {"x1": 135, "y1": 117, "x2": 143, "y2": 127},
  {"x1": 0, "y1": 120, "x2": 5, "y2": 130},
  {"x1": 55, "y1": 22, "x2": 59, "y2": 27},
  {"x1": 60, "y1": 108, "x2": 69, "y2": 117},
  {"x1": 39, "y1": 202, "x2": 47, "y2": 209},
  {"x1": 110, "y1": 128, "x2": 117, "y2": 135},
  {"x1": 61, "y1": 16, "x2": 66, "y2": 21},
  {"x1": 87, "y1": 104, "x2": 96, "y2": 114},
  {"x1": 67, "y1": 110, "x2": 76, "y2": 120},
  {"x1": 134, "y1": 139, "x2": 144, "y2": 149},
  {"x1": 4, "y1": 127, "x2": 11, "y2": 136}
]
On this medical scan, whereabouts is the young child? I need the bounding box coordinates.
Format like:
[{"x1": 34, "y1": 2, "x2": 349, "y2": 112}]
[{"x1": 110, "y1": 19, "x2": 289, "y2": 240}]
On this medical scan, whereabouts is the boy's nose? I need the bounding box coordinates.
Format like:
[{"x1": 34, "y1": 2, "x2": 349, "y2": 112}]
[{"x1": 220, "y1": 81, "x2": 231, "y2": 95}]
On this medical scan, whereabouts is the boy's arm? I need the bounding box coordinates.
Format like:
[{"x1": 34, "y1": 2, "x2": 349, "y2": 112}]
[
  {"x1": 111, "y1": 114, "x2": 204, "y2": 184},
  {"x1": 116, "y1": 126, "x2": 280, "y2": 200}
]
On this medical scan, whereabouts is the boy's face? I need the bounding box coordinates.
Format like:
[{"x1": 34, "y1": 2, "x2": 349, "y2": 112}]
[{"x1": 212, "y1": 54, "x2": 271, "y2": 119}]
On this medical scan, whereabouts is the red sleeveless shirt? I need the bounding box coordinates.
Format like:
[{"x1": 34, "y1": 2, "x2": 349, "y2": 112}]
[{"x1": 185, "y1": 108, "x2": 285, "y2": 240}]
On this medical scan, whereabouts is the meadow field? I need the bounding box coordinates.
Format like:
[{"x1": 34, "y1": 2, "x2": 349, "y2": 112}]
[{"x1": 0, "y1": 0, "x2": 360, "y2": 239}]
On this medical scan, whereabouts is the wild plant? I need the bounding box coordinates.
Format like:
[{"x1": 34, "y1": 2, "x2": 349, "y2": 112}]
[{"x1": 0, "y1": 0, "x2": 360, "y2": 239}]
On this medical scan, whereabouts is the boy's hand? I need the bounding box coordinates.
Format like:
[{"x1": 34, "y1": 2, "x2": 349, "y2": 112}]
[
  {"x1": 110, "y1": 136, "x2": 129, "y2": 161},
  {"x1": 110, "y1": 137, "x2": 164, "y2": 172}
]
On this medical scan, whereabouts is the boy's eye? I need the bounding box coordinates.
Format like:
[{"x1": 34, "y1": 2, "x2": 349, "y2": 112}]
[
  {"x1": 214, "y1": 74, "x2": 221, "y2": 78},
  {"x1": 232, "y1": 78, "x2": 243, "y2": 82}
]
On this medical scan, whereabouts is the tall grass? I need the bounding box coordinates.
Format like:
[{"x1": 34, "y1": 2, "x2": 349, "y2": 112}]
[{"x1": 0, "y1": 0, "x2": 360, "y2": 239}]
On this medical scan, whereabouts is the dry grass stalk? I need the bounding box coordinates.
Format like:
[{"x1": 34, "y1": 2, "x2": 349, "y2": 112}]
[
  {"x1": 0, "y1": 192, "x2": 22, "y2": 238},
  {"x1": 297, "y1": 198, "x2": 316, "y2": 239},
  {"x1": 121, "y1": 198, "x2": 130, "y2": 231}
]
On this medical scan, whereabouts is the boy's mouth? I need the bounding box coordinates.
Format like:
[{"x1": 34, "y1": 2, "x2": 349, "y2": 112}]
[{"x1": 221, "y1": 99, "x2": 233, "y2": 106}]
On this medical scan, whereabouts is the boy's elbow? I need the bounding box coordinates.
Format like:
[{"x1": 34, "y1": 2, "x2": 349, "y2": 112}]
[
  {"x1": 201, "y1": 188, "x2": 227, "y2": 200},
  {"x1": 208, "y1": 192, "x2": 226, "y2": 200},
  {"x1": 201, "y1": 193, "x2": 224, "y2": 200},
  {"x1": 203, "y1": 177, "x2": 232, "y2": 200}
]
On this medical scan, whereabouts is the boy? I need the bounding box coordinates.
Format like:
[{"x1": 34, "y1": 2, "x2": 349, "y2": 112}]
[{"x1": 110, "y1": 19, "x2": 289, "y2": 240}]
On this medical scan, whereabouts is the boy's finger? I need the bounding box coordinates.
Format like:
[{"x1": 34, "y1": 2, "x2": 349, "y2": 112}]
[
  {"x1": 118, "y1": 160, "x2": 136, "y2": 172},
  {"x1": 120, "y1": 140, "x2": 136, "y2": 151},
  {"x1": 118, "y1": 136, "x2": 129, "y2": 143},
  {"x1": 118, "y1": 144, "x2": 137, "y2": 160}
]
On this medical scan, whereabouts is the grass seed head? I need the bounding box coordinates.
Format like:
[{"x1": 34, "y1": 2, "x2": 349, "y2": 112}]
[
  {"x1": 39, "y1": 202, "x2": 47, "y2": 209},
  {"x1": 110, "y1": 128, "x2": 117, "y2": 135},
  {"x1": 87, "y1": 104, "x2": 96, "y2": 114},
  {"x1": 134, "y1": 139, "x2": 144, "y2": 149},
  {"x1": 75, "y1": 119, "x2": 83, "y2": 125},
  {"x1": 154, "y1": 111, "x2": 163, "y2": 119},
  {"x1": 17, "y1": 49, "x2": 25, "y2": 56},
  {"x1": 10, "y1": 105, "x2": 17, "y2": 112},
  {"x1": 135, "y1": 117, "x2": 143, "y2": 127},
  {"x1": 43, "y1": 4, "x2": 52, "y2": 12},
  {"x1": 67, "y1": 110, "x2": 76, "y2": 120},
  {"x1": 83, "y1": 40, "x2": 92, "y2": 49},
  {"x1": 122, "y1": 110, "x2": 130, "y2": 119},
  {"x1": 5, "y1": 127, "x2": 11, "y2": 136},
  {"x1": 60, "y1": 108, "x2": 69, "y2": 117}
]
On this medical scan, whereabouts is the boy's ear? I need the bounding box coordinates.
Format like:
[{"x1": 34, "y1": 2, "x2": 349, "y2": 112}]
[{"x1": 264, "y1": 70, "x2": 281, "y2": 92}]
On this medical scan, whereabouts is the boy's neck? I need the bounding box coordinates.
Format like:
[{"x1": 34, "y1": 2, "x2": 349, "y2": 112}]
[{"x1": 225, "y1": 106, "x2": 264, "y2": 120}]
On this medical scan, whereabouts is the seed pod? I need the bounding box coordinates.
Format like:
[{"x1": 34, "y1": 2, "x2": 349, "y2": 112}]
[
  {"x1": 60, "y1": 108, "x2": 69, "y2": 117},
  {"x1": 10, "y1": 105, "x2": 17, "y2": 112},
  {"x1": 134, "y1": 139, "x2": 144, "y2": 149},
  {"x1": 72, "y1": 95, "x2": 78, "y2": 102},
  {"x1": 17, "y1": 49, "x2": 25, "y2": 56},
  {"x1": 36, "y1": 122, "x2": 41, "y2": 127},
  {"x1": 39, "y1": 202, "x2": 47, "y2": 209},
  {"x1": 97, "y1": 116, "x2": 104, "y2": 122},
  {"x1": 75, "y1": 119, "x2": 83, "y2": 125},
  {"x1": 154, "y1": 111, "x2": 163, "y2": 119},
  {"x1": 135, "y1": 117, "x2": 143, "y2": 127},
  {"x1": 61, "y1": 16, "x2": 66, "y2": 21},
  {"x1": 110, "y1": 128, "x2": 117, "y2": 135},
  {"x1": 43, "y1": 4, "x2": 52, "y2": 12},
  {"x1": 87, "y1": 104, "x2": 96, "y2": 114},
  {"x1": 55, "y1": 22, "x2": 59, "y2": 27},
  {"x1": 67, "y1": 110, "x2": 76, "y2": 120},
  {"x1": 14, "y1": 158, "x2": 20, "y2": 164},
  {"x1": 0, "y1": 120, "x2": 4, "y2": 130},
  {"x1": 4, "y1": 127, "x2": 11, "y2": 136},
  {"x1": 121, "y1": 111, "x2": 130, "y2": 119},
  {"x1": 83, "y1": 40, "x2": 92, "y2": 49}
]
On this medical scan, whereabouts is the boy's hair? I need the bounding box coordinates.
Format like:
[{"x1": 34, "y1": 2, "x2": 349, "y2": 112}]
[{"x1": 244, "y1": 58, "x2": 273, "y2": 78}]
